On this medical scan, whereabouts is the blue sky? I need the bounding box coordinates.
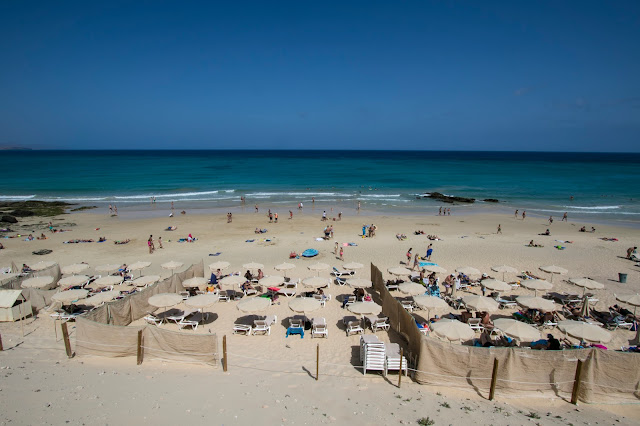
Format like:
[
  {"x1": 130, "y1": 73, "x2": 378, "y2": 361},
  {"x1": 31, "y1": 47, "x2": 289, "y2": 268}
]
[{"x1": 1, "y1": 1, "x2": 639, "y2": 151}]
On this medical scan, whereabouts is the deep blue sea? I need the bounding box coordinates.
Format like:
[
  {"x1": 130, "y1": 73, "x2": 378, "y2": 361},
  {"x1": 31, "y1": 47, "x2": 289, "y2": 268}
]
[{"x1": 2, "y1": 150, "x2": 640, "y2": 224}]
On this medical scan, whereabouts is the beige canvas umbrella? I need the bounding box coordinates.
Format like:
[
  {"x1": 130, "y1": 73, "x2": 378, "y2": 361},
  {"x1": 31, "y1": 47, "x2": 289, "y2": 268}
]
[
  {"x1": 346, "y1": 278, "x2": 372, "y2": 288},
  {"x1": 31, "y1": 261, "x2": 57, "y2": 271},
  {"x1": 456, "y1": 266, "x2": 482, "y2": 276},
  {"x1": 558, "y1": 320, "x2": 612, "y2": 343},
  {"x1": 182, "y1": 277, "x2": 208, "y2": 289},
  {"x1": 209, "y1": 261, "x2": 231, "y2": 271},
  {"x1": 288, "y1": 297, "x2": 322, "y2": 314},
  {"x1": 221, "y1": 275, "x2": 246, "y2": 287},
  {"x1": 61, "y1": 263, "x2": 89, "y2": 275},
  {"x1": 430, "y1": 319, "x2": 475, "y2": 342},
  {"x1": 398, "y1": 282, "x2": 427, "y2": 296},
  {"x1": 51, "y1": 289, "x2": 89, "y2": 305},
  {"x1": 493, "y1": 318, "x2": 541, "y2": 342},
  {"x1": 81, "y1": 290, "x2": 120, "y2": 307},
  {"x1": 57, "y1": 275, "x2": 90, "y2": 287},
  {"x1": 462, "y1": 295, "x2": 500, "y2": 312},
  {"x1": 516, "y1": 296, "x2": 557, "y2": 312},
  {"x1": 259, "y1": 275, "x2": 286, "y2": 287},
  {"x1": 148, "y1": 293, "x2": 183, "y2": 308},
  {"x1": 348, "y1": 302, "x2": 382, "y2": 315},
  {"x1": 490, "y1": 265, "x2": 518, "y2": 281},
  {"x1": 237, "y1": 296, "x2": 271, "y2": 313},
  {"x1": 274, "y1": 262, "x2": 296, "y2": 277},
  {"x1": 129, "y1": 261, "x2": 151, "y2": 276},
  {"x1": 520, "y1": 279, "x2": 553, "y2": 296},
  {"x1": 0, "y1": 273, "x2": 19, "y2": 285},
  {"x1": 302, "y1": 276, "x2": 330, "y2": 289},
  {"x1": 413, "y1": 295, "x2": 449, "y2": 321},
  {"x1": 481, "y1": 279, "x2": 511, "y2": 293},
  {"x1": 423, "y1": 265, "x2": 447, "y2": 274},
  {"x1": 539, "y1": 265, "x2": 568, "y2": 282},
  {"x1": 161, "y1": 261, "x2": 184, "y2": 275},
  {"x1": 185, "y1": 294, "x2": 219, "y2": 309},
  {"x1": 133, "y1": 275, "x2": 160, "y2": 287},
  {"x1": 95, "y1": 264, "x2": 121, "y2": 273},
  {"x1": 21, "y1": 276, "x2": 55, "y2": 289},
  {"x1": 343, "y1": 262, "x2": 364, "y2": 270},
  {"x1": 569, "y1": 278, "x2": 604, "y2": 295},
  {"x1": 308, "y1": 262, "x2": 330, "y2": 276},
  {"x1": 615, "y1": 293, "x2": 640, "y2": 316},
  {"x1": 93, "y1": 275, "x2": 124, "y2": 286},
  {"x1": 388, "y1": 266, "x2": 412, "y2": 276},
  {"x1": 243, "y1": 262, "x2": 264, "y2": 271}
]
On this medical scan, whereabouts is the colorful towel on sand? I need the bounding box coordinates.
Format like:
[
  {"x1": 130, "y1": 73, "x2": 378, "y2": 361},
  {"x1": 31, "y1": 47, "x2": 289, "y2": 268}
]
[{"x1": 419, "y1": 262, "x2": 438, "y2": 267}]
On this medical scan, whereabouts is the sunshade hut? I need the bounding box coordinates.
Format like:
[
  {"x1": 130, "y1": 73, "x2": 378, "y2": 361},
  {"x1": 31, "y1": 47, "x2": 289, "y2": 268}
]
[{"x1": 0, "y1": 290, "x2": 32, "y2": 322}]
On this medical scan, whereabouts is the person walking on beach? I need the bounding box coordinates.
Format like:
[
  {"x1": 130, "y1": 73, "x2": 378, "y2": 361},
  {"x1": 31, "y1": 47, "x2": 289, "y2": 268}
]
[
  {"x1": 158, "y1": 236, "x2": 163, "y2": 249},
  {"x1": 339, "y1": 246, "x2": 344, "y2": 261},
  {"x1": 439, "y1": 207, "x2": 442, "y2": 216},
  {"x1": 335, "y1": 241, "x2": 339, "y2": 255},
  {"x1": 357, "y1": 201, "x2": 361, "y2": 212},
  {"x1": 255, "y1": 204, "x2": 258, "y2": 213},
  {"x1": 413, "y1": 253, "x2": 420, "y2": 270},
  {"x1": 447, "y1": 208, "x2": 451, "y2": 216},
  {"x1": 549, "y1": 216, "x2": 553, "y2": 224},
  {"x1": 171, "y1": 201, "x2": 174, "y2": 211},
  {"x1": 268, "y1": 212, "x2": 273, "y2": 223},
  {"x1": 562, "y1": 212, "x2": 568, "y2": 222},
  {"x1": 274, "y1": 212, "x2": 278, "y2": 223},
  {"x1": 109, "y1": 204, "x2": 113, "y2": 215},
  {"x1": 148, "y1": 235, "x2": 154, "y2": 254},
  {"x1": 289, "y1": 210, "x2": 293, "y2": 219},
  {"x1": 522, "y1": 210, "x2": 526, "y2": 220},
  {"x1": 497, "y1": 224, "x2": 502, "y2": 234},
  {"x1": 426, "y1": 244, "x2": 433, "y2": 260},
  {"x1": 515, "y1": 209, "x2": 518, "y2": 218},
  {"x1": 406, "y1": 248, "x2": 412, "y2": 265},
  {"x1": 114, "y1": 205, "x2": 118, "y2": 216}
]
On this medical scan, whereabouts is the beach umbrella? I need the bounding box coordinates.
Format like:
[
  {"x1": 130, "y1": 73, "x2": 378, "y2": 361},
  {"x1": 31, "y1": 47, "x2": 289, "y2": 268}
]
[
  {"x1": 148, "y1": 293, "x2": 183, "y2": 309},
  {"x1": 61, "y1": 263, "x2": 89, "y2": 275},
  {"x1": 615, "y1": 293, "x2": 640, "y2": 317},
  {"x1": 243, "y1": 262, "x2": 264, "y2": 271},
  {"x1": 493, "y1": 319, "x2": 541, "y2": 342},
  {"x1": 516, "y1": 296, "x2": 557, "y2": 312},
  {"x1": 288, "y1": 297, "x2": 322, "y2": 314},
  {"x1": 569, "y1": 278, "x2": 604, "y2": 296},
  {"x1": 0, "y1": 273, "x2": 19, "y2": 285},
  {"x1": 221, "y1": 275, "x2": 246, "y2": 287},
  {"x1": 388, "y1": 267, "x2": 412, "y2": 277},
  {"x1": 308, "y1": 262, "x2": 330, "y2": 276},
  {"x1": 81, "y1": 290, "x2": 120, "y2": 307},
  {"x1": 209, "y1": 261, "x2": 231, "y2": 271},
  {"x1": 31, "y1": 261, "x2": 57, "y2": 271},
  {"x1": 133, "y1": 275, "x2": 160, "y2": 287},
  {"x1": 259, "y1": 275, "x2": 286, "y2": 287},
  {"x1": 398, "y1": 282, "x2": 427, "y2": 296},
  {"x1": 57, "y1": 275, "x2": 90, "y2": 287},
  {"x1": 346, "y1": 278, "x2": 372, "y2": 289},
  {"x1": 51, "y1": 289, "x2": 89, "y2": 305},
  {"x1": 185, "y1": 294, "x2": 219, "y2": 310},
  {"x1": 456, "y1": 266, "x2": 482, "y2": 276},
  {"x1": 21, "y1": 276, "x2": 55, "y2": 289},
  {"x1": 348, "y1": 302, "x2": 382, "y2": 315},
  {"x1": 95, "y1": 264, "x2": 121, "y2": 274},
  {"x1": 302, "y1": 276, "x2": 330, "y2": 289},
  {"x1": 539, "y1": 265, "x2": 568, "y2": 283},
  {"x1": 430, "y1": 319, "x2": 475, "y2": 342},
  {"x1": 343, "y1": 262, "x2": 364, "y2": 270},
  {"x1": 274, "y1": 262, "x2": 296, "y2": 277},
  {"x1": 93, "y1": 275, "x2": 124, "y2": 286},
  {"x1": 423, "y1": 265, "x2": 447, "y2": 274},
  {"x1": 413, "y1": 295, "x2": 449, "y2": 322},
  {"x1": 462, "y1": 295, "x2": 500, "y2": 312},
  {"x1": 161, "y1": 261, "x2": 184, "y2": 275},
  {"x1": 129, "y1": 261, "x2": 151, "y2": 277},
  {"x1": 481, "y1": 279, "x2": 511, "y2": 293},
  {"x1": 182, "y1": 277, "x2": 208, "y2": 290},
  {"x1": 491, "y1": 265, "x2": 518, "y2": 281},
  {"x1": 519, "y1": 279, "x2": 553, "y2": 296},
  {"x1": 236, "y1": 296, "x2": 271, "y2": 313},
  {"x1": 558, "y1": 320, "x2": 612, "y2": 343}
]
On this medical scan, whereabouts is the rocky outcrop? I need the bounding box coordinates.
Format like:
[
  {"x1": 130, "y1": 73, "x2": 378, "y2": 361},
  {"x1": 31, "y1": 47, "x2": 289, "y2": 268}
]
[
  {"x1": 426, "y1": 192, "x2": 476, "y2": 204},
  {"x1": 483, "y1": 199, "x2": 499, "y2": 203},
  {"x1": 1, "y1": 215, "x2": 18, "y2": 223}
]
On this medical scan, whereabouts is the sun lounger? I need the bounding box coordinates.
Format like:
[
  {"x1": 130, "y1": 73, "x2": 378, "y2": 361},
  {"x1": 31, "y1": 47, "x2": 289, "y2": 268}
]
[
  {"x1": 233, "y1": 324, "x2": 252, "y2": 335},
  {"x1": 144, "y1": 314, "x2": 161, "y2": 326},
  {"x1": 400, "y1": 300, "x2": 414, "y2": 312},
  {"x1": 370, "y1": 316, "x2": 390, "y2": 333},
  {"x1": 166, "y1": 309, "x2": 196, "y2": 325},
  {"x1": 335, "y1": 276, "x2": 347, "y2": 286},
  {"x1": 332, "y1": 267, "x2": 355, "y2": 278},
  {"x1": 496, "y1": 297, "x2": 517, "y2": 309},
  {"x1": 312, "y1": 317, "x2": 328, "y2": 338},
  {"x1": 178, "y1": 313, "x2": 200, "y2": 330},
  {"x1": 218, "y1": 290, "x2": 231, "y2": 302},
  {"x1": 346, "y1": 320, "x2": 364, "y2": 336},
  {"x1": 384, "y1": 343, "x2": 408, "y2": 377}
]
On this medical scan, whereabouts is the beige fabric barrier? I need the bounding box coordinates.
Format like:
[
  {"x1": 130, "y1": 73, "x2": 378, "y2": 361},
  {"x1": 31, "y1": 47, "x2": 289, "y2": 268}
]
[
  {"x1": 75, "y1": 317, "x2": 144, "y2": 358},
  {"x1": 143, "y1": 325, "x2": 218, "y2": 365},
  {"x1": 0, "y1": 265, "x2": 61, "y2": 311},
  {"x1": 107, "y1": 298, "x2": 132, "y2": 326}
]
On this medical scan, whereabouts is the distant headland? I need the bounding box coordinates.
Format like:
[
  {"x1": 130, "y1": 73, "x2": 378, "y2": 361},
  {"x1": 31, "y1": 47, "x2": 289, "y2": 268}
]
[{"x1": 0, "y1": 146, "x2": 32, "y2": 151}]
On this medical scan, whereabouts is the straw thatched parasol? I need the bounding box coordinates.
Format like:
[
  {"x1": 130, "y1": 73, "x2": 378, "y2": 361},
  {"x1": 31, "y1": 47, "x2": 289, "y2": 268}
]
[
  {"x1": 51, "y1": 289, "x2": 89, "y2": 305},
  {"x1": 398, "y1": 282, "x2": 427, "y2": 296},
  {"x1": 57, "y1": 275, "x2": 90, "y2": 287},
  {"x1": 346, "y1": 278, "x2": 372, "y2": 289},
  {"x1": 569, "y1": 278, "x2": 604, "y2": 295},
  {"x1": 93, "y1": 275, "x2": 124, "y2": 286},
  {"x1": 133, "y1": 275, "x2": 160, "y2": 287},
  {"x1": 148, "y1": 293, "x2": 183, "y2": 308},
  {"x1": 302, "y1": 276, "x2": 330, "y2": 289},
  {"x1": 0, "y1": 273, "x2": 19, "y2": 285},
  {"x1": 462, "y1": 295, "x2": 500, "y2": 312},
  {"x1": 161, "y1": 261, "x2": 184, "y2": 275},
  {"x1": 343, "y1": 262, "x2": 364, "y2": 270},
  {"x1": 413, "y1": 295, "x2": 449, "y2": 322},
  {"x1": 539, "y1": 265, "x2": 568, "y2": 282},
  {"x1": 81, "y1": 290, "x2": 120, "y2": 307},
  {"x1": 257, "y1": 275, "x2": 285, "y2": 287},
  {"x1": 95, "y1": 264, "x2": 121, "y2": 273},
  {"x1": 128, "y1": 261, "x2": 151, "y2": 276},
  {"x1": 481, "y1": 279, "x2": 511, "y2": 293},
  {"x1": 388, "y1": 267, "x2": 412, "y2": 276},
  {"x1": 519, "y1": 279, "x2": 553, "y2": 296},
  {"x1": 423, "y1": 264, "x2": 447, "y2": 274},
  {"x1": 348, "y1": 302, "x2": 382, "y2": 315},
  {"x1": 221, "y1": 275, "x2": 246, "y2": 287},
  {"x1": 185, "y1": 294, "x2": 219, "y2": 309},
  {"x1": 558, "y1": 320, "x2": 612, "y2": 343},
  {"x1": 236, "y1": 296, "x2": 271, "y2": 313},
  {"x1": 274, "y1": 262, "x2": 296, "y2": 277},
  {"x1": 456, "y1": 266, "x2": 482, "y2": 276},
  {"x1": 209, "y1": 261, "x2": 231, "y2": 271},
  {"x1": 615, "y1": 293, "x2": 640, "y2": 316},
  {"x1": 31, "y1": 261, "x2": 57, "y2": 271},
  {"x1": 516, "y1": 296, "x2": 557, "y2": 312},
  {"x1": 243, "y1": 262, "x2": 264, "y2": 271},
  {"x1": 493, "y1": 318, "x2": 541, "y2": 342},
  {"x1": 490, "y1": 265, "x2": 518, "y2": 281},
  {"x1": 307, "y1": 262, "x2": 330, "y2": 276},
  {"x1": 61, "y1": 263, "x2": 89, "y2": 275},
  {"x1": 182, "y1": 277, "x2": 208, "y2": 289},
  {"x1": 288, "y1": 297, "x2": 322, "y2": 314},
  {"x1": 21, "y1": 276, "x2": 55, "y2": 289},
  {"x1": 430, "y1": 319, "x2": 475, "y2": 342}
]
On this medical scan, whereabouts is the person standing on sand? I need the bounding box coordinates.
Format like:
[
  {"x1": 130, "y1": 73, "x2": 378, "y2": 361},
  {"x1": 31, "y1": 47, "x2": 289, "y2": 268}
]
[
  {"x1": 289, "y1": 210, "x2": 293, "y2": 219},
  {"x1": 274, "y1": 212, "x2": 278, "y2": 223},
  {"x1": 158, "y1": 236, "x2": 163, "y2": 249},
  {"x1": 339, "y1": 246, "x2": 344, "y2": 261},
  {"x1": 114, "y1": 205, "x2": 118, "y2": 215},
  {"x1": 148, "y1": 235, "x2": 154, "y2": 254},
  {"x1": 515, "y1": 209, "x2": 518, "y2": 218},
  {"x1": 497, "y1": 224, "x2": 502, "y2": 234},
  {"x1": 171, "y1": 201, "x2": 174, "y2": 211},
  {"x1": 549, "y1": 216, "x2": 553, "y2": 224},
  {"x1": 426, "y1": 244, "x2": 433, "y2": 260},
  {"x1": 413, "y1": 253, "x2": 420, "y2": 270},
  {"x1": 335, "y1": 241, "x2": 339, "y2": 255},
  {"x1": 522, "y1": 210, "x2": 526, "y2": 220},
  {"x1": 562, "y1": 212, "x2": 568, "y2": 222},
  {"x1": 357, "y1": 201, "x2": 360, "y2": 211},
  {"x1": 439, "y1": 207, "x2": 442, "y2": 216},
  {"x1": 255, "y1": 204, "x2": 258, "y2": 213},
  {"x1": 109, "y1": 204, "x2": 113, "y2": 215},
  {"x1": 406, "y1": 248, "x2": 412, "y2": 265},
  {"x1": 627, "y1": 246, "x2": 638, "y2": 259}
]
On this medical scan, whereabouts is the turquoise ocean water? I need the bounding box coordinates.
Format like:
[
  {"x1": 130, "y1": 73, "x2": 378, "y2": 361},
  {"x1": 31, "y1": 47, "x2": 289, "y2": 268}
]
[{"x1": 2, "y1": 150, "x2": 639, "y2": 225}]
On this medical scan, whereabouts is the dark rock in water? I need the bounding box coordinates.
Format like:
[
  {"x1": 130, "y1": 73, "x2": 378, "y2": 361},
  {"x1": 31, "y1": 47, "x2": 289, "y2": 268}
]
[
  {"x1": 10, "y1": 209, "x2": 35, "y2": 217},
  {"x1": 427, "y1": 192, "x2": 475, "y2": 204},
  {"x1": 1, "y1": 215, "x2": 18, "y2": 223},
  {"x1": 483, "y1": 199, "x2": 499, "y2": 203}
]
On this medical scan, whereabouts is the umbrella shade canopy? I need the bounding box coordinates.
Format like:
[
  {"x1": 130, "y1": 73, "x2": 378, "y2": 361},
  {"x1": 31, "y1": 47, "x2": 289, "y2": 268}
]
[
  {"x1": 456, "y1": 266, "x2": 482, "y2": 276},
  {"x1": 343, "y1": 262, "x2": 364, "y2": 270},
  {"x1": 520, "y1": 279, "x2": 553, "y2": 291},
  {"x1": 129, "y1": 261, "x2": 151, "y2": 271},
  {"x1": 308, "y1": 262, "x2": 330, "y2": 271},
  {"x1": 274, "y1": 262, "x2": 296, "y2": 272},
  {"x1": 558, "y1": 320, "x2": 612, "y2": 343},
  {"x1": 346, "y1": 278, "x2": 372, "y2": 289},
  {"x1": 161, "y1": 261, "x2": 184, "y2": 270},
  {"x1": 540, "y1": 265, "x2": 568, "y2": 274},
  {"x1": 388, "y1": 267, "x2": 412, "y2": 276},
  {"x1": 243, "y1": 262, "x2": 264, "y2": 270},
  {"x1": 0, "y1": 273, "x2": 19, "y2": 285},
  {"x1": 568, "y1": 278, "x2": 604, "y2": 290},
  {"x1": 423, "y1": 265, "x2": 447, "y2": 274},
  {"x1": 209, "y1": 261, "x2": 231, "y2": 271},
  {"x1": 259, "y1": 275, "x2": 286, "y2": 287},
  {"x1": 133, "y1": 275, "x2": 161, "y2": 287},
  {"x1": 81, "y1": 290, "x2": 120, "y2": 307},
  {"x1": 57, "y1": 275, "x2": 90, "y2": 287},
  {"x1": 413, "y1": 295, "x2": 449, "y2": 310},
  {"x1": 493, "y1": 319, "x2": 541, "y2": 342},
  {"x1": 182, "y1": 277, "x2": 208, "y2": 288},
  {"x1": 462, "y1": 295, "x2": 500, "y2": 312},
  {"x1": 430, "y1": 319, "x2": 475, "y2": 341},
  {"x1": 398, "y1": 282, "x2": 427, "y2": 296},
  {"x1": 615, "y1": 293, "x2": 640, "y2": 307},
  {"x1": 516, "y1": 296, "x2": 557, "y2": 311},
  {"x1": 348, "y1": 302, "x2": 382, "y2": 315},
  {"x1": 302, "y1": 276, "x2": 330, "y2": 289},
  {"x1": 21, "y1": 276, "x2": 55, "y2": 289},
  {"x1": 148, "y1": 293, "x2": 183, "y2": 308},
  {"x1": 491, "y1": 265, "x2": 518, "y2": 274},
  {"x1": 221, "y1": 275, "x2": 246, "y2": 286},
  {"x1": 288, "y1": 297, "x2": 322, "y2": 313},
  {"x1": 95, "y1": 264, "x2": 121, "y2": 273},
  {"x1": 236, "y1": 296, "x2": 271, "y2": 313},
  {"x1": 51, "y1": 289, "x2": 89, "y2": 304},
  {"x1": 481, "y1": 279, "x2": 511, "y2": 292},
  {"x1": 31, "y1": 261, "x2": 57, "y2": 271},
  {"x1": 185, "y1": 294, "x2": 219, "y2": 309},
  {"x1": 61, "y1": 263, "x2": 89, "y2": 275},
  {"x1": 93, "y1": 275, "x2": 124, "y2": 286}
]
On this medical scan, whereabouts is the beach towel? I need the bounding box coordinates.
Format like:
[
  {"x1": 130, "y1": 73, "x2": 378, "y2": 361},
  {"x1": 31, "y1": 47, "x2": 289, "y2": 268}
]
[
  {"x1": 209, "y1": 252, "x2": 222, "y2": 256},
  {"x1": 554, "y1": 245, "x2": 565, "y2": 250},
  {"x1": 419, "y1": 262, "x2": 438, "y2": 267},
  {"x1": 245, "y1": 239, "x2": 255, "y2": 243}
]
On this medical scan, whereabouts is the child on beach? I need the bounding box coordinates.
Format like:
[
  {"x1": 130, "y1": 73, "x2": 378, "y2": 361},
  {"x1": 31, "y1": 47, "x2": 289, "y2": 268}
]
[
  {"x1": 339, "y1": 246, "x2": 344, "y2": 261},
  {"x1": 406, "y1": 248, "x2": 412, "y2": 265}
]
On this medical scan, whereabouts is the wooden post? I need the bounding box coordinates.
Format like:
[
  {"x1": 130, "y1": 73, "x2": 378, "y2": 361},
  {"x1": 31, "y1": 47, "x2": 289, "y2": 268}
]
[
  {"x1": 316, "y1": 344, "x2": 320, "y2": 381},
  {"x1": 571, "y1": 360, "x2": 584, "y2": 405},
  {"x1": 398, "y1": 348, "x2": 403, "y2": 388},
  {"x1": 489, "y1": 358, "x2": 499, "y2": 401},
  {"x1": 222, "y1": 335, "x2": 228, "y2": 372},
  {"x1": 136, "y1": 330, "x2": 143, "y2": 365},
  {"x1": 19, "y1": 303, "x2": 24, "y2": 337},
  {"x1": 61, "y1": 322, "x2": 72, "y2": 358},
  {"x1": 0, "y1": 333, "x2": 3, "y2": 351}
]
